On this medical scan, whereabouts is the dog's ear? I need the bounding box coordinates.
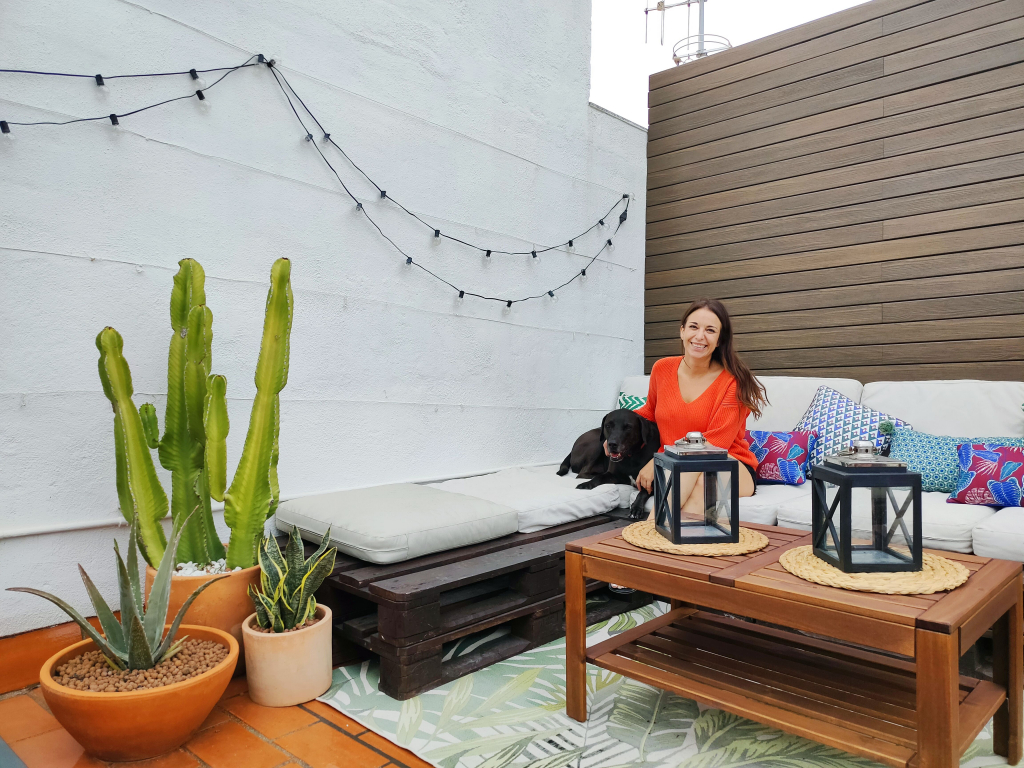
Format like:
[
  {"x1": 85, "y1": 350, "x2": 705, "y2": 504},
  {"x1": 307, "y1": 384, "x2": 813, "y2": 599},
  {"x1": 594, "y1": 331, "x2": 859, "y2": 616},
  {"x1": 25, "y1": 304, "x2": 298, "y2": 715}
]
[
  {"x1": 599, "y1": 413, "x2": 610, "y2": 444},
  {"x1": 639, "y1": 415, "x2": 659, "y2": 449}
]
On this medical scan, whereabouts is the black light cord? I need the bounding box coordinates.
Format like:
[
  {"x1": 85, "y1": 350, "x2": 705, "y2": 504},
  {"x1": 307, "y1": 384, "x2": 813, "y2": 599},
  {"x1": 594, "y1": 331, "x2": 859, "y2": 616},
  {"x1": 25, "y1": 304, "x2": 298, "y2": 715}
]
[{"x1": 0, "y1": 55, "x2": 630, "y2": 305}]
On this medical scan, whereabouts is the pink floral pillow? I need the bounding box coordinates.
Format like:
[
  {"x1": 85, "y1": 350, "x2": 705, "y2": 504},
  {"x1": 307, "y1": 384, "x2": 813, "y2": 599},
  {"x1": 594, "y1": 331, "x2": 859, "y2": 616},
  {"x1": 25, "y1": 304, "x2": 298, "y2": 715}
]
[
  {"x1": 947, "y1": 444, "x2": 1024, "y2": 507},
  {"x1": 744, "y1": 430, "x2": 818, "y2": 486}
]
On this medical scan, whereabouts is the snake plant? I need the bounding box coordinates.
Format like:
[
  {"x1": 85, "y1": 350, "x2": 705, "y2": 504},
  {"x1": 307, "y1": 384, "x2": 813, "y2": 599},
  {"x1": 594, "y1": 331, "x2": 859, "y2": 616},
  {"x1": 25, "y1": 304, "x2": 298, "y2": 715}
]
[
  {"x1": 248, "y1": 528, "x2": 336, "y2": 632},
  {"x1": 7, "y1": 514, "x2": 226, "y2": 671},
  {"x1": 97, "y1": 258, "x2": 293, "y2": 570}
]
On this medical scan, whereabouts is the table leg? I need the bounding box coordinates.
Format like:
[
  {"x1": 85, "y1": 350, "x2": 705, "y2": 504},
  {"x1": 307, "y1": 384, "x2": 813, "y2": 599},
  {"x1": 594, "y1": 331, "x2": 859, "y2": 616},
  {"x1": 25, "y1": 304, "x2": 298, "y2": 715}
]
[
  {"x1": 565, "y1": 550, "x2": 587, "y2": 722},
  {"x1": 992, "y1": 577, "x2": 1023, "y2": 764},
  {"x1": 916, "y1": 629, "x2": 959, "y2": 768}
]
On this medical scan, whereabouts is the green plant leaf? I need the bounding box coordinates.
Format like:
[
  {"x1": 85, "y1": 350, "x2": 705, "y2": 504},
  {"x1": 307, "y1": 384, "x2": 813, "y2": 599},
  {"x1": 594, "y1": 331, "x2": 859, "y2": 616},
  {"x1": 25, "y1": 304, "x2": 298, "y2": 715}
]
[
  {"x1": 283, "y1": 527, "x2": 305, "y2": 597},
  {"x1": 125, "y1": 517, "x2": 143, "y2": 611},
  {"x1": 304, "y1": 527, "x2": 332, "y2": 570},
  {"x1": 469, "y1": 667, "x2": 542, "y2": 717},
  {"x1": 126, "y1": 612, "x2": 155, "y2": 670},
  {"x1": 77, "y1": 565, "x2": 124, "y2": 653},
  {"x1": 425, "y1": 728, "x2": 564, "y2": 762},
  {"x1": 144, "y1": 509, "x2": 195, "y2": 650},
  {"x1": 433, "y1": 674, "x2": 474, "y2": 735},
  {"x1": 114, "y1": 538, "x2": 142, "y2": 645},
  {"x1": 607, "y1": 682, "x2": 698, "y2": 761},
  {"x1": 296, "y1": 547, "x2": 336, "y2": 614},
  {"x1": 395, "y1": 696, "x2": 422, "y2": 747},
  {"x1": 6, "y1": 587, "x2": 126, "y2": 669},
  {"x1": 521, "y1": 749, "x2": 584, "y2": 768},
  {"x1": 473, "y1": 742, "x2": 525, "y2": 768},
  {"x1": 450, "y1": 705, "x2": 561, "y2": 732}
]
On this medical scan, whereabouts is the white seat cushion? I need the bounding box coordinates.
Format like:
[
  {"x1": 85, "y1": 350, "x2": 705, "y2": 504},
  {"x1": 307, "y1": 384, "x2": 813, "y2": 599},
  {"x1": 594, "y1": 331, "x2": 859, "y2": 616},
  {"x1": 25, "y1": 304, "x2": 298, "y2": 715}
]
[
  {"x1": 861, "y1": 380, "x2": 1024, "y2": 437},
  {"x1": 429, "y1": 465, "x2": 622, "y2": 533},
  {"x1": 275, "y1": 484, "x2": 519, "y2": 564},
  {"x1": 776, "y1": 490, "x2": 995, "y2": 553},
  {"x1": 972, "y1": 508, "x2": 1024, "y2": 562},
  {"x1": 749, "y1": 377, "x2": 863, "y2": 432}
]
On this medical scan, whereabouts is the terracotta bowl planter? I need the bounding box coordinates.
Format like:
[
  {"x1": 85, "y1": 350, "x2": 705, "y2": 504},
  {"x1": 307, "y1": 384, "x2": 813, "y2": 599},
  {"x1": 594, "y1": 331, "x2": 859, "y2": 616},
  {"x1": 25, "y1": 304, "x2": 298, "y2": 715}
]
[
  {"x1": 145, "y1": 560, "x2": 260, "y2": 671},
  {"x1": 242, "y1": 605, "x2": 333, "y2": 707},
  {"x1": 39, "y1": 624, "x2": 237, "y2": 762}
]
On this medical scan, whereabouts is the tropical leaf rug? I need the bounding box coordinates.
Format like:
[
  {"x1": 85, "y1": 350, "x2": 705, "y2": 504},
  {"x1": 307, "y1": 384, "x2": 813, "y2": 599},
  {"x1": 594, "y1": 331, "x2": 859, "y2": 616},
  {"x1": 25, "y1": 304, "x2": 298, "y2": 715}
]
[{"x1": 320, "y1": 601, "x2": 1006, "y2": 768}]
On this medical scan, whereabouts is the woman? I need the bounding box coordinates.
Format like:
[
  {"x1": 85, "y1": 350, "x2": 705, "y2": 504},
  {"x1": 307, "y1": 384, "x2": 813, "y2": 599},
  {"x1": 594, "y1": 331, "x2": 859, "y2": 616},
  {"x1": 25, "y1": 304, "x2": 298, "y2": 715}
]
[{"x1": 634, "y1": 298, "x2": 767, "y2": 515}]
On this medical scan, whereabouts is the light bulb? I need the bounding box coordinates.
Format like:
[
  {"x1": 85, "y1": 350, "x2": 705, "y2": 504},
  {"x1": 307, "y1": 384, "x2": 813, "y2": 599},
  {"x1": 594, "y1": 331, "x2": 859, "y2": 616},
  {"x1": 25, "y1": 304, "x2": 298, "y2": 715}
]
[
  {"x1": 548, "y1": 291, "x2": 557, "y2": 302},
  {"x1": 195, "y1": 77, "x2": 208, "y2": 90},
  {"x1": 269, "y1": 54, "x2": 284, "y2": 68}
]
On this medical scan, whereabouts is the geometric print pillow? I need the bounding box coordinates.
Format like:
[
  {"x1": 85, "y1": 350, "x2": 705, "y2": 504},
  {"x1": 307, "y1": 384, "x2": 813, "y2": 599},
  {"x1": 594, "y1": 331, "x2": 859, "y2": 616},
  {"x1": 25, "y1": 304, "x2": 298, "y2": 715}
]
[
  {"x1": 744, "y1": 430, "x2": 817, "y2": 485},
  {"x1": 947, "y1": 444, "x2": 1024, "y2": 507},
  {"x1": 794, "y1": 386, "x2": 912, "y2": 466},
  {"x1": 617, "y1": 392, "x2": 647, "y2": 411},
  {"x1": 889, "y1": 427, "x2": 1024, "y2": 493}
]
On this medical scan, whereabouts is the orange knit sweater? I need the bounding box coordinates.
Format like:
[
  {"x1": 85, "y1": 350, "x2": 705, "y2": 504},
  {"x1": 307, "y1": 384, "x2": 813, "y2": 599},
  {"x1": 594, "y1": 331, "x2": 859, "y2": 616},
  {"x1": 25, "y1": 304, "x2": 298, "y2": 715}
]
[{"x1": 634, "y1": 357, "x2": 757, "y2": 469}]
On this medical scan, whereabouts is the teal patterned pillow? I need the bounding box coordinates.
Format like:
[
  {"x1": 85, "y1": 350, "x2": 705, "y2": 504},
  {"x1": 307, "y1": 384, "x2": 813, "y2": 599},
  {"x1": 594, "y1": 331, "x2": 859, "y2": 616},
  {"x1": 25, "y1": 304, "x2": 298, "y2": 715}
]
[
  {"x1": 889, "y1": 427, "x2": 1024, "y2": 493},
  {"x1": 618, "y1": 392, "x2": 647, "y2": 411}
]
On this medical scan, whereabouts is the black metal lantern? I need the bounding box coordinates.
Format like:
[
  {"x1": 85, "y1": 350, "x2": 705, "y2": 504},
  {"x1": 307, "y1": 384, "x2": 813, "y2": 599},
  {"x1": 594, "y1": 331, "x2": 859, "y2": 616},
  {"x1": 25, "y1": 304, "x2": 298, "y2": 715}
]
[
  {"x1": 654, "y1": 432, "x2": 740, "y2": 544},
  {"x1": 811, "y1": 440, "x2": 923, "y2": 573}
]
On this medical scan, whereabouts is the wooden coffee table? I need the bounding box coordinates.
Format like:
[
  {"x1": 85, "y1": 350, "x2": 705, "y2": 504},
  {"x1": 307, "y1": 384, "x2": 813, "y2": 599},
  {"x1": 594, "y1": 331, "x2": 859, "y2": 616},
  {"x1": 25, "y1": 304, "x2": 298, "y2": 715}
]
[{"x1": 565, "y1": 523, "x2": 1023, "y2": 768}]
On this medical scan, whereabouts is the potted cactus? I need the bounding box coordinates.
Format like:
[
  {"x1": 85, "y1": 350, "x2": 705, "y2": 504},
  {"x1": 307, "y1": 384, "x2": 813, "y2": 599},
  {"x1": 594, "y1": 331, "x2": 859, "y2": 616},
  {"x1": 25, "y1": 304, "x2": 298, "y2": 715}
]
[
  {"x1": 96, "y1": 257, "x2": 293, "y2": 651},
  {"x1": 242, "y1": 528, "x2": 336, "y2": 707},
  {"x1": 6, "y1": 515, "x2": 238, "y2": 762}
]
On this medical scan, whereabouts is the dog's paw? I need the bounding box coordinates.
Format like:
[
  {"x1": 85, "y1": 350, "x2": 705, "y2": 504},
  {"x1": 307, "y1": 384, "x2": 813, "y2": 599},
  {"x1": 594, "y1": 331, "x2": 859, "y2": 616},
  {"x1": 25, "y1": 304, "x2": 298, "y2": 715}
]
[
  {"x1": 555, "y1": 468, "x2": 569, "y2": 476},
  {"x1": 628, "y1": 498, "x2": 648, "y2": 520},
  {"x1": 576, "y1": 479, "x2": 598, "y2": 490}
]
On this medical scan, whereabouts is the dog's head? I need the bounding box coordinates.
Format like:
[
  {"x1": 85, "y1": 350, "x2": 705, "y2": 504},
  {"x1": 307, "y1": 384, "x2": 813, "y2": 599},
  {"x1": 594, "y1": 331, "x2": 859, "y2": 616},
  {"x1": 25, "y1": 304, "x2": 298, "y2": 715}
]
[{"x1": 600, "y1": 409, "x2": 657, "y2": 463}]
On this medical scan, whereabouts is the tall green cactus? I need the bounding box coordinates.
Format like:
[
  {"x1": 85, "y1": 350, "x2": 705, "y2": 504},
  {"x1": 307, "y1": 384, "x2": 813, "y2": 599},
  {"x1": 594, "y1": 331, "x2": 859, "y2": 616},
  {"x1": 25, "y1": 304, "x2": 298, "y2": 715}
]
[
  {"x1": 217, "y1": 257, "x2": 293, "y2": 569},
  {"x1": 96, "y1": 328, "x2": 169, "y2": 564},
  {"x1": 139, "y1": 260, "x2": 224, "y2": 566},
  {"x1": 98, "y1": 258, "x2": 293, "y2": 570}
]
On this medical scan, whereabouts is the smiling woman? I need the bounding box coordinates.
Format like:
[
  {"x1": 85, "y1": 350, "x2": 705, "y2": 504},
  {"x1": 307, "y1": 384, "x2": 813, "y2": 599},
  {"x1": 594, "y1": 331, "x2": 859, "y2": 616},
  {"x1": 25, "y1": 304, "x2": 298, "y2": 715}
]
[{"x1": 634, "y1": 298, "x2": 766, "y2": 513}]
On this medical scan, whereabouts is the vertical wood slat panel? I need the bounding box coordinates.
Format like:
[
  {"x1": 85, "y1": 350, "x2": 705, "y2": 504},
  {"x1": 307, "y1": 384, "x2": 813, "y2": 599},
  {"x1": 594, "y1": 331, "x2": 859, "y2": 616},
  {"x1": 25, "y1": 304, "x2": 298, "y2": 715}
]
[{"x1": 645, "y1": 0, "x2": 1024, "y2": 381}]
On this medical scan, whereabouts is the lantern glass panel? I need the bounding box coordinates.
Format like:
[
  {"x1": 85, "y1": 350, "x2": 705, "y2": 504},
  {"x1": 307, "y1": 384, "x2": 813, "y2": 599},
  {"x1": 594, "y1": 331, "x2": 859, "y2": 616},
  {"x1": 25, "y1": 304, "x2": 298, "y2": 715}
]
[
  {"x1": 848, "y1": 485, "x2": 917, "y2": 567},
  {"x1": 707, "y1": 470, "x2": 734, "y2": 538}
]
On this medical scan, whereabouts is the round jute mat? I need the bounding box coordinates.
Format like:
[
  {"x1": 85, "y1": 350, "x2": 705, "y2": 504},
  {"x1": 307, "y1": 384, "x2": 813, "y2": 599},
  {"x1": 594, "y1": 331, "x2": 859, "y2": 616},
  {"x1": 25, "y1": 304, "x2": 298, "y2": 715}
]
[
  {"x1": 779, "y1": 545, "x2": 969, "y2": 595},
  {"x1": 622, "y1": 521, "x2": 769, "y2": 556}
]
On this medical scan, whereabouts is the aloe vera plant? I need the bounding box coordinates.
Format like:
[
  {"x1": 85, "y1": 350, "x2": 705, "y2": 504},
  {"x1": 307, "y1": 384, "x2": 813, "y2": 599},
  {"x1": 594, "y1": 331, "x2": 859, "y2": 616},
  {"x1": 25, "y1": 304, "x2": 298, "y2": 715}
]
[
  {"x1": 7, "y1": 514, "x2": 226, "y2": 671},
  {"x1": 248, "y1": 528, "x2": 336, "y2": 632},
  {"x1": 97, "y1": 258, "x2": 293, "y2": 570}
]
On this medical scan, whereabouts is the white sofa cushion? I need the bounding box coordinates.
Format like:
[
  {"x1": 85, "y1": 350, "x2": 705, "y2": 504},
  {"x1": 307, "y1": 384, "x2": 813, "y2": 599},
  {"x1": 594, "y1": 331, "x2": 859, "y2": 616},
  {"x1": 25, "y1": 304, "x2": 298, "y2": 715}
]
[
  {"x1": 775, "y1": 490, "x2": 995, "y2": 553},
  {"x1": 861, "y1": 380, "x2": 1024, "y2": 437},
  {"x1": 619, "y1": 375, "x2": 650, "y2": 400},
  {"x1": 275, "y1": 484, "x2": 519, "y2": 564},
  {"x1": 430, "y1": 465, "x2": 622, "y2": 533},
  {"x1": 972, "y1": 508, "x2": 1024, "y2": 562},
  {"x1": 749, "y1": 377, "x2": 863, "y2": 432}
]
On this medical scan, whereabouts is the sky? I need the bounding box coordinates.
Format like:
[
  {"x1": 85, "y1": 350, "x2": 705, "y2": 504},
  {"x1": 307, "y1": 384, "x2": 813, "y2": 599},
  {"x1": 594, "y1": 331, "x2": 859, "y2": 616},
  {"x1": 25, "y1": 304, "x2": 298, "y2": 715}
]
[{"x1": 590, "y1": 0, "x2": 870, "y2": 127}]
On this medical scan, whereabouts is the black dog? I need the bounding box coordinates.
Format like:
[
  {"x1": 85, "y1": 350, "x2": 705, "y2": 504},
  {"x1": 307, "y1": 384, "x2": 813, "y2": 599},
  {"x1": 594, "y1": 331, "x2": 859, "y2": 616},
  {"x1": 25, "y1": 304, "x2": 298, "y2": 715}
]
[{"x1": 557, "y1": 409, "x2": 660, "y2": 520}]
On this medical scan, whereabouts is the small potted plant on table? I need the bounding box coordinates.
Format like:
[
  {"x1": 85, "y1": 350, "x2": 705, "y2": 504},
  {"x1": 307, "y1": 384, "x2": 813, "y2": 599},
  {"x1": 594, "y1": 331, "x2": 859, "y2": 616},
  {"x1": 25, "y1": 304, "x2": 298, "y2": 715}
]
[
  {"x1": 7, "y1": 515, "x2": 238, "y2": 762},
  {"x1": 242, "y1": 528, "x2": 336, "y2": 707}
]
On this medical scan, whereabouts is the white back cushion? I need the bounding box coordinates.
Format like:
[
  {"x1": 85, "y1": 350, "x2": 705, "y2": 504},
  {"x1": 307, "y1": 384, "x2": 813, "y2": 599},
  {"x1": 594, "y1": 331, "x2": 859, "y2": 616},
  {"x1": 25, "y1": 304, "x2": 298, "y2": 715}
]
[
  {"x1": 750, "y1": 377, "x2": 863, "y2": 431},
  {"x1": 861, "y1": 380, "x2": 1024, "y2": 437},
  {"x1": 619, "y1": 375, "x2": 650, "y2": 401}
]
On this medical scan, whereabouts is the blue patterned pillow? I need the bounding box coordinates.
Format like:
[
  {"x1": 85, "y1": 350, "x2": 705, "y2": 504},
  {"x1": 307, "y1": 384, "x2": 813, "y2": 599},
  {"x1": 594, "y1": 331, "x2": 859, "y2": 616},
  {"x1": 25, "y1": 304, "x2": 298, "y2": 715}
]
[
  {"x1": 795, "y1": 386, "x2": 912, "y2": 466},
  {"x1": 889, "y1": 428, "x2": 1024, "y2": 493},
  {"x1": 618, "y1": 393, "x2": 647, "y2": 411}
]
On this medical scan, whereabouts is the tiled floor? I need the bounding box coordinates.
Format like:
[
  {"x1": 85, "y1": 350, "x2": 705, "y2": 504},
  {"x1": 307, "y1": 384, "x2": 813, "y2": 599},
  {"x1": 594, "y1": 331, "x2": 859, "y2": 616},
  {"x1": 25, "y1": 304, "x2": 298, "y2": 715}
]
[{"x1": 0, "y1": 677, "x2": 431, "y2": 768}]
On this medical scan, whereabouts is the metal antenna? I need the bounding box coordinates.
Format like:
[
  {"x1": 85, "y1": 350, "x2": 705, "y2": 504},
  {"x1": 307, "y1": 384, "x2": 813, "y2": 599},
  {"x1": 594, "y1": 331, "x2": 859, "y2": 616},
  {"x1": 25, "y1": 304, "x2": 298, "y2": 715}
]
[{"x1": 643, "y1": 0, "x2": 731, "y2": 65}]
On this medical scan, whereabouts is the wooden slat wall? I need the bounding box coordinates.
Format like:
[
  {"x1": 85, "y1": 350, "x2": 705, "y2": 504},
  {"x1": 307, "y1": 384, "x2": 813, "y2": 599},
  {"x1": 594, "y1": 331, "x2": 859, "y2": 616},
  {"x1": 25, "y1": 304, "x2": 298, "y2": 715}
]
[{"x1": 644, "y1": 0, "x2": 1024, "y2": 382}]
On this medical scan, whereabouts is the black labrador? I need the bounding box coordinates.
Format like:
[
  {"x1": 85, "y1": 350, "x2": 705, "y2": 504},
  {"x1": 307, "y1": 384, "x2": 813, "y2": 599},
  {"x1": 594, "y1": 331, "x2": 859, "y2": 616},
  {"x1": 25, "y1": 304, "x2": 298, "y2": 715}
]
[{"x1": 557, "y1": 409, "x2": 660, "y2": 520}]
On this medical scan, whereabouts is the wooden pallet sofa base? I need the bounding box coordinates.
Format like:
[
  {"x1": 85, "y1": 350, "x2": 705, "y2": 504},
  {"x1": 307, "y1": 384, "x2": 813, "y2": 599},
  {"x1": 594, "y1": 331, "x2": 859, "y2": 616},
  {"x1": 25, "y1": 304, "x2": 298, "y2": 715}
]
[{"x1": 311, "y1": 513, "x2": 650, "y2": 699}]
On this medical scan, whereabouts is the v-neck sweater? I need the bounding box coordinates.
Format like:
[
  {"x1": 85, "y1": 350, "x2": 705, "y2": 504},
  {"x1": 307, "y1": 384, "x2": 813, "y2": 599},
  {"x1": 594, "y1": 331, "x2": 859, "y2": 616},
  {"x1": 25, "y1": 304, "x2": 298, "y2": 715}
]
[{"x1": 634, "y1": 356, "x2": 757, "y2": 469}]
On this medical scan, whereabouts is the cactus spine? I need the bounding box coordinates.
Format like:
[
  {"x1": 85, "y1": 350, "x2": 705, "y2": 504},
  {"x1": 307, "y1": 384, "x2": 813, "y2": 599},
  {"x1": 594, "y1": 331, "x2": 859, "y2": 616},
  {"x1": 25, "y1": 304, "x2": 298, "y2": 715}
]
[
  {"x1": 221, "y1": 257, "x2": 293, "y2": 569},
  {"x1": 98, "y1": 258, "x2": 292, "y2": 570}
]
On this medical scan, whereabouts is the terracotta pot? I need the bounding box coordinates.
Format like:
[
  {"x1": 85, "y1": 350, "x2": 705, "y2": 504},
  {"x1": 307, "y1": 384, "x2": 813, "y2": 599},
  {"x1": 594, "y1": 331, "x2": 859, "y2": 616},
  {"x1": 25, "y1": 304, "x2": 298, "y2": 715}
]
[
  {"x1": 40, "y1": 624, "x2": 237, "y2": 762},
  {"x1": 242, "y1": 605, "x2": 333, "y2": 707},
  {"x1": 145, "y1": 561, "x2": 260, "y2": 669}
]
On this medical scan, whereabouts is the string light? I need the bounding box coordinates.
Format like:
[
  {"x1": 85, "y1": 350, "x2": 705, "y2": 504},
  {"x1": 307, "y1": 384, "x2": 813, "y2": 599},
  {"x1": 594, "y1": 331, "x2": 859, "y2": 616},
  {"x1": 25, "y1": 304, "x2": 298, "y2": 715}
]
[{"x1": 0, "y1": 53, "x2": 630, "y2": 306}]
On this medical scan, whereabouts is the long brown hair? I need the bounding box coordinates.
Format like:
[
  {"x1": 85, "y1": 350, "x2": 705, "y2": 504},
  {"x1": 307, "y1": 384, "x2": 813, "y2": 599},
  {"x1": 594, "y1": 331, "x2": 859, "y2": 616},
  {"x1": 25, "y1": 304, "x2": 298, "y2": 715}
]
[{"x1": 680, "y1": 298, "x2": 768, "y2": 419}]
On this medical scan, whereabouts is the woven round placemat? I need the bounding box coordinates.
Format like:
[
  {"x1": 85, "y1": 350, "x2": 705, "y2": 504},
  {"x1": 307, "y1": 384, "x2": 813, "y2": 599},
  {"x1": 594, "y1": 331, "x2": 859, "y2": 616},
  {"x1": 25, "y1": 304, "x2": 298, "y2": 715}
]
[
  {"x1": 621, "y1": 521, "x2": 769, "y2": 556},
  {"x1": 779, "y1": 545, "x2": 969, "y2": 595}
]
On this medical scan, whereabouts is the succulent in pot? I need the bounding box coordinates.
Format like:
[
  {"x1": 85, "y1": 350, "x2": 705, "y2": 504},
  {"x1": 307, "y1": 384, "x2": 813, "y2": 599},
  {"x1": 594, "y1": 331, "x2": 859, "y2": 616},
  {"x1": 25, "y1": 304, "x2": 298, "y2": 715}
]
[
  {"x1": 242, "y1": 527, "x2": 336, "y2": 707},
  {"x1": 6, "y1": 514, "x2": 238, "y2": 761}
]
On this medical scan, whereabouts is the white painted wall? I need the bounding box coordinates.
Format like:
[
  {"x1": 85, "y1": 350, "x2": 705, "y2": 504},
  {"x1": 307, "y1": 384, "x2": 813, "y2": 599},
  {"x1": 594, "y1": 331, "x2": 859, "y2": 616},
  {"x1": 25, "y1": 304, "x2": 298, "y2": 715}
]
[{"x1": 0, "y1": 0, "x2": 646, "y2": 636}]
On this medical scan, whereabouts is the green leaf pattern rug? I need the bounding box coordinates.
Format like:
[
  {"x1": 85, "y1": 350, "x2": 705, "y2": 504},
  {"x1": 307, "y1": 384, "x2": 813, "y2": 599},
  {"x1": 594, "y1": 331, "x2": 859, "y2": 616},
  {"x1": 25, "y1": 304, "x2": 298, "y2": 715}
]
[{"x1": 320, "y1": 601, "x2": 1006, "y2": 768}]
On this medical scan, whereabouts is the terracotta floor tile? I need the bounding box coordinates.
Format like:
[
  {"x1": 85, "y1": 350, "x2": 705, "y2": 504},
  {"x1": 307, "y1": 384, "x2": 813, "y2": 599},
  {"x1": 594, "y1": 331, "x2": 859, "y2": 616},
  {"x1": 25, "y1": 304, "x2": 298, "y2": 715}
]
[
  {"x1": 26, "y1": 687, "x2": 52, "y2": 714},
  {"x1": 9, "y1": 727, "x2": 104, "y2": 768},
  {"x1": 184, "y1": 721, "x2": 287, "y2": 768},
  {"x1": 359, "y1": 732, "x2": 433, "y2": 768},
  {"x1": 198, "y1": 706, "x2": 231, "y2": 731},
  {"x1": 0, "y1": 695, "x2": 62, "y2": 743},
  {"x1": 300, "y1": 700, "x2": 367, "y2": 734},
  {"x1": 222, "y1": 694, "x2": 317, "y2": 740},
  {"x1": 275, "y1": 722, "x2": 388, "y2": 768},
  {"x1": 113, "y1": 750, "x2": 200, "y2": 768},
  {"x1": 218, "y1": 676, "x2": 249, "y2": 701}
]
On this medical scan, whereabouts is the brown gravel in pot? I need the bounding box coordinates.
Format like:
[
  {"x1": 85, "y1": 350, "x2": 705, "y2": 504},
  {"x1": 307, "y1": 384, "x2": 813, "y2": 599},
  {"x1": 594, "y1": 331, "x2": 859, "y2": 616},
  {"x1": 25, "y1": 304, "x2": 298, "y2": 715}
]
[{"x1": 52, "y1": 639, "x2": 229, "y2": 692}]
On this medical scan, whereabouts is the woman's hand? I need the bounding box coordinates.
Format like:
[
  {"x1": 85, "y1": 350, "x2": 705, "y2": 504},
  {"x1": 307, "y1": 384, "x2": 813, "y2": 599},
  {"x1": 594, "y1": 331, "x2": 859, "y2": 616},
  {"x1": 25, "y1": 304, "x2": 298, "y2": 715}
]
[{"x1": 636, "y1": 459, "x2": 655, "y2": 493}]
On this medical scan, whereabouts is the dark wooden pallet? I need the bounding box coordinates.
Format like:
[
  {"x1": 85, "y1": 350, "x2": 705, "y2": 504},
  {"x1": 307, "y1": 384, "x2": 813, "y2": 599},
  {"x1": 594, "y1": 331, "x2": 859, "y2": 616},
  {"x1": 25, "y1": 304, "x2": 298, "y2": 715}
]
[{"x1": 309, "y1": 511, "x2": 650, "y2": 699}]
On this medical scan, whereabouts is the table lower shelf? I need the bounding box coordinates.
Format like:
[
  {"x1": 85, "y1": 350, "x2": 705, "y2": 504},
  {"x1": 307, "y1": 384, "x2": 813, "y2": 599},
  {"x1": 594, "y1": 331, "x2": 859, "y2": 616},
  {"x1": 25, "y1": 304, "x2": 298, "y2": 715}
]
[{"x1": 586, "y1": 608, "x2": 1005, "y2": 768}]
